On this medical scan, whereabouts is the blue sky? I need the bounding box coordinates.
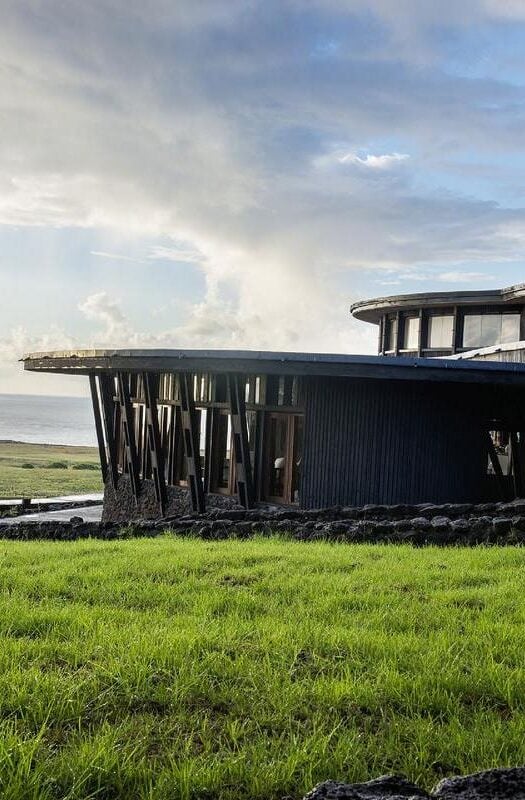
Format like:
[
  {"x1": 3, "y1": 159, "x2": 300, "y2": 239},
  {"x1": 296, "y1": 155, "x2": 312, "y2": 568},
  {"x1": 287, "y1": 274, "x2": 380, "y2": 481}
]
[{"x1": 2, "y1": 0, "x2": 525, "y2": 394}]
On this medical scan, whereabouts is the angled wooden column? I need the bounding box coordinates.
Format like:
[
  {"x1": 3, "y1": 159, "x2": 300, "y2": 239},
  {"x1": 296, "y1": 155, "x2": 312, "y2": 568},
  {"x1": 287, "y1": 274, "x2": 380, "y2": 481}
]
[
  {"x1": 98, "y1": 373, "x2": 119, "y2": 487},
  {"x1": 89, "y1": 374, "x2": 108, "y2": 483},
  {"x1": 179, "y1": 373, "x2": 205, "y2": 513},
  {"x1": 228, "y1": 373, "x2": 255, "y2": 509},
  {"x1": 117, "y1": 371, "x2": 141, "y2": 501},
  {"x1": 143, "y1": 372, "x2": 167, "y2": 515}
]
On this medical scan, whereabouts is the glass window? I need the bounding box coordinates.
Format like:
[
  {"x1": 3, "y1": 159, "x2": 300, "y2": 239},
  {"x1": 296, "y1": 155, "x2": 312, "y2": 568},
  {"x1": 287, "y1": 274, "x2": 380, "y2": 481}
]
[
  {"x1": 463, "y1": 313, "x2": 520, "y2": 348},
  {"x1": 292, "y1": 416, "x2": 304, "y2": 505},
  {"x1": 402, "y1": 316, "x2": 420, "y2": 350},
  {"x1": 502, "y1": 314, "x2": 521, "y2": 343},
  {"x1": 384, "y1": 315, "x2": 398, "y2": 352},
  {"x1": 428, "y1": 315, "x2": 454, "y2": 349},
  {"x1": 266, "y1": 415, "x2": 288, "y2": 498},
  {"x1": 212, "y1": 412, "x2": 232, "y2": 491}
]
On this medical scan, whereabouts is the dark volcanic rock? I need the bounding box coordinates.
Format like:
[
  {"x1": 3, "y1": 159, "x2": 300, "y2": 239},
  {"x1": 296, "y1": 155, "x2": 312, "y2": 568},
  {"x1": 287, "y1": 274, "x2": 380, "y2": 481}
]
[
  {"x1": 432, "y1": 767, "x2": 525, "y2": 799},
  {"x1": 303, "y1": 776, "x2": 428, "y2": 799},
  {"x1": 302, "y1": 769, "x2": 525, "y2": 800},
  {"x1": 493, "y1": 518, "x2": 512, "y2": 535}
]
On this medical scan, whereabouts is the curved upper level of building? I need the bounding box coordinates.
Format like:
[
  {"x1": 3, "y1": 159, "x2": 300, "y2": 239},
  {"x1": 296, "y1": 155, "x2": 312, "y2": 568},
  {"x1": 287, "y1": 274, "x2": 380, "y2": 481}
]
[{"x1": 350, "y1": 282, "x2": 525, "y2": 357}]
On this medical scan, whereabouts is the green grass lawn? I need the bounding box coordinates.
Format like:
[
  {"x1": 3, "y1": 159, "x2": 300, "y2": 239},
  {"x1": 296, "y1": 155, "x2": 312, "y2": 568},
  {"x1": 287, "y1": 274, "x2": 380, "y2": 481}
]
[
  {"x1": 0, "y1": 441, "x2": 102, "y2": 498},
  {"x1": 0, "y1": 537, "x2": 525, "y2": 799}
]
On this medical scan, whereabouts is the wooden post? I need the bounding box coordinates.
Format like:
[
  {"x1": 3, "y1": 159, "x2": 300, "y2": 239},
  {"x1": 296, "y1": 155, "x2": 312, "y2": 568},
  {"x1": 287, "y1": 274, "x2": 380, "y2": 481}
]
[
  {"x1": 228, "y1": 373, "x2": 255, "y2": 509},
  {"x1": 89, "y1": 374, "x2": 108, "y2": 483},
  {"x1": 143, "y1": 373, "x2": 167, "y2": 515},
  {"x1": 117, "y1": 371, "x2": 141, "y2": 501},
  {"x1": 178, "y1": 373, "x2": 205, "y2": 513},
  {"x1": 98, "y1": 374, "x2": 119, "y2": 487}
]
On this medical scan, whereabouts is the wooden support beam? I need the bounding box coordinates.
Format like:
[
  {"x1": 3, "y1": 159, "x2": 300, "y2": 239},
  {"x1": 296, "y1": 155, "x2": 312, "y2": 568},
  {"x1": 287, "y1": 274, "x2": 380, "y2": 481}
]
[
  {"x1": 98, "y1": 374, "x2": 119, "y2": 487},
  {"x1": 178, "y1": 373, "x2": 205, "y2": 513},
  {"x1": 143, "y1": 373, "x2": 167, "y2": 515},
  {"x1": 228, "y1": 373, "x2": 255, "y2": 509},
  {"x1": 89, "y1": 374, "x2": 108, "y2": 483},
  {"x1": 117, "y1": 371, "x2": 141, "y2": 501}
]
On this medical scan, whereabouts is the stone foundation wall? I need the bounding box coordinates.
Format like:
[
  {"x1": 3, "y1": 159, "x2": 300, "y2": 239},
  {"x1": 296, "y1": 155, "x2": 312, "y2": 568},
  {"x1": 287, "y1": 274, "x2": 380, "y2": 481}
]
[
  {"x1": 102, "y1": 475, "x2": 243, "y2": 523},
  {"x1": 152, "y1": 498, "x2": 525, "y2": 545},
  {"x1": 4, "y1": 497, "x2": 525, "y2": 545}
]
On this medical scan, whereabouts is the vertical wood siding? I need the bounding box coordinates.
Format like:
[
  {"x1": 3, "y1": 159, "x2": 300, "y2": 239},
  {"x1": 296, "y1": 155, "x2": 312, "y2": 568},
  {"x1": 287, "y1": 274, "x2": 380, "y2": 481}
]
[{"x1": 300, "y1": 376, "x2": 489, "y2": 507}]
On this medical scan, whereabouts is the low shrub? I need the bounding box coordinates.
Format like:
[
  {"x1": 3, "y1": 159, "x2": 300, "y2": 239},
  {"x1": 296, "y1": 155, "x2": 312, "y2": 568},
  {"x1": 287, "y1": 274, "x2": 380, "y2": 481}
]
[
  {"x1": 20, "y1": 463, "x2": 35, "y2": 469},
  {"x1": 45, "y1": 461, "x2": 69, "y2": 469},
  {"x1": 71, "y1": 462, "x2": 100, "y2": 471}
]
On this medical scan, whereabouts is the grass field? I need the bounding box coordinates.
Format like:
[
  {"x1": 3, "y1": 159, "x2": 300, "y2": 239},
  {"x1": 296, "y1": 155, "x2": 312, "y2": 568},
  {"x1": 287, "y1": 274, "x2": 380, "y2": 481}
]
[
  {"x1": 0, "y1": 537, "x2": 525, "y2": 799},
  {"x1": 0, "y1": 441, "x2": 102, "y2": 498}
]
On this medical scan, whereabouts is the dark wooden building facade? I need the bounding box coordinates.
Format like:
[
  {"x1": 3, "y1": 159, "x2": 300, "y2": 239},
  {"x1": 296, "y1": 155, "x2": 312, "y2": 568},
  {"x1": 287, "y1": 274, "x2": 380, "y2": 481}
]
[{"x1": 23, "y1": 349, "x2": 525, "y2": 520}]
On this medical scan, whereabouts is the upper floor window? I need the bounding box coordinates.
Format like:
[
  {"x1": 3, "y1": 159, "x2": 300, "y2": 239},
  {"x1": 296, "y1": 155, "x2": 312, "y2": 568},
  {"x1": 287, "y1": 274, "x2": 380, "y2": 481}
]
[
  {"x1": 463, "y1": 313, "x2": 520, "y2": 349},
  {"x1": 402, "y1": 316, "x2": 420, "y2": 351},
  {"x1": 428, "y1": 315, "x2": 454, "y2": 349}
]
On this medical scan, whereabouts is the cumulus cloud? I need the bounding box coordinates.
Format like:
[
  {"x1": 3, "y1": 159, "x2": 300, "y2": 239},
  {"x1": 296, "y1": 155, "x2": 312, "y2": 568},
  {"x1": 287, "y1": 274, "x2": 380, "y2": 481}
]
[
  {"x1": 78, "y1": 292, "x2": 132, "y2": 344},
  {"x1": 2, "y1": 0, "x2": 525, "y2": 393}
]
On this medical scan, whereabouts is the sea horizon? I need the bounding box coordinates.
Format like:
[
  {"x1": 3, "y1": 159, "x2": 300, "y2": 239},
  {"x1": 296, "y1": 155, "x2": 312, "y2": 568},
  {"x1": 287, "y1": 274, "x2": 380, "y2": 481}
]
[{"x1": 0, "y1": 393, "x2": 96, "y2": 447}]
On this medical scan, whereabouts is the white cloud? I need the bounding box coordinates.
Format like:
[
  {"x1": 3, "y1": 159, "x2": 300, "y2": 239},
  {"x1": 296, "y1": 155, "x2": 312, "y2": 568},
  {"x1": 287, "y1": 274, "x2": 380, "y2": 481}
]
[
  {"x1": 147, "y1": 244, "x2": 205, "y2": 265},
  {"x1": 338, "y1": 152, "x2": 410, "y2": 169},
  {"x1": 1, "y1": 0, "x2": 525, "y2": 395},
  {"x1": 90, "y1": 251, "x2": 145, "y2": 263},
  {"x1": 78, "y1": 292, "x2": 131, "y2": 344},
  {"x1": 0, "y1": 325, "x2": 84, "y2": 396},
  {"x1": 437, "y1": 271, "x2": 495, "y2": 283}
]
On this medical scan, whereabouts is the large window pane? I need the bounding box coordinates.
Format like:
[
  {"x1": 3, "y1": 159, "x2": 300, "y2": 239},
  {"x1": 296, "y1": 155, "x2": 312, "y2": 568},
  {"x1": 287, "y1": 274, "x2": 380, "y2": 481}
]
[
  {"x1": 402, "y1": 316, "x2": 420, "y2": 350},
  {"x1": 267, "y1": 415, "x2": 288, "y2": 498},
  {"x1": 462, "y1": 315, "x2": 481, "y2": 347},
  {"x1": 463, "y1": 313, "x2": 521, "y2": 348},
  {"x1": 502, "y1": 314, "x2": 520, "y2": 343},
  {"x1": 428, "y1": 315, "x2": 454, "y2": 348}
]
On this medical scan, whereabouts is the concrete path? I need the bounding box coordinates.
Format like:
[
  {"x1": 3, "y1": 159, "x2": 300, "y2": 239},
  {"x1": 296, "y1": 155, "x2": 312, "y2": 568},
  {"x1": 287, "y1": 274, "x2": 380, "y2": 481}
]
[
  {"x1": 0, "y1": 505, "x2": 103, "y2": 524},
  {"x1": 0, "y1": 492, "x2": 103, "y2": 506}
]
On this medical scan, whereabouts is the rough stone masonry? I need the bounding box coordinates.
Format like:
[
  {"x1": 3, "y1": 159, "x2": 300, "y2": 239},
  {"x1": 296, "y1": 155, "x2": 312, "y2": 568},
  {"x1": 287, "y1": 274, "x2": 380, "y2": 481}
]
[
  {"x1": 5, "y1": 497, "x2": 525, "y2": 544},
  {"x1": 302, "y1": 767, "x2": 525, "y2": 799}
]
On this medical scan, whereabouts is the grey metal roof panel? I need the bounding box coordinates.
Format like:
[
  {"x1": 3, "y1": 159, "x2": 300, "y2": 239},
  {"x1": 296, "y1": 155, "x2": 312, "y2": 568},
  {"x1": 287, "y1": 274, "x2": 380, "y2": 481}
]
[{"x1": 21, "y1": 347, "x2": 525, "y2": 385}]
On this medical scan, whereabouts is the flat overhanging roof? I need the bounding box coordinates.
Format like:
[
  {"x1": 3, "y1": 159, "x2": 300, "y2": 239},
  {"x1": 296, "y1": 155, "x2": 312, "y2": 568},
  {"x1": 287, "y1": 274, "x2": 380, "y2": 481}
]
[
  {"x1": 350, "y1": 282, "x2": 525, "y2": 324},
  {"x1": 21, "y1": 348, "x2": 525, "y2": 386}
]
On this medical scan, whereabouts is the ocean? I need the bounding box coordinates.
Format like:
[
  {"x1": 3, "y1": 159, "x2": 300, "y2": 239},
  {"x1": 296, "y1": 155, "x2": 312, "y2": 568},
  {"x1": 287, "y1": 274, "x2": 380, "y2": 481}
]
[{"x1": 0, "y1": 394, "x2": 96, "y2": 447}]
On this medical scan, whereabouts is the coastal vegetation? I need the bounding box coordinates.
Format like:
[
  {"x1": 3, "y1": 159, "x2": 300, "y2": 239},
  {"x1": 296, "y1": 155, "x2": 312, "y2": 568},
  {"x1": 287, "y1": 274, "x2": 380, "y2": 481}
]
[
  {"x1": 0, "y1": 441, "x2": 101, "y2": 498},
  {"x1": 0, "y1": 536, "x2": 524, "y2": 798}
]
